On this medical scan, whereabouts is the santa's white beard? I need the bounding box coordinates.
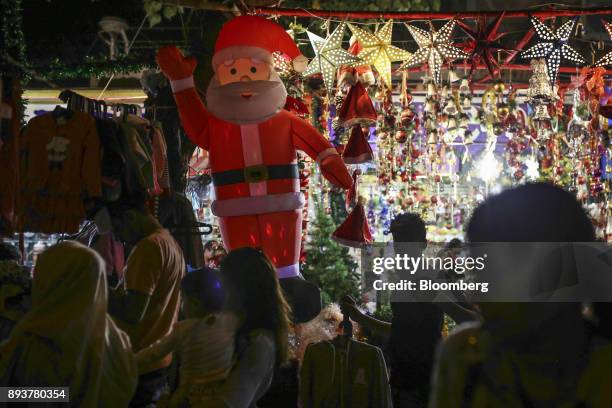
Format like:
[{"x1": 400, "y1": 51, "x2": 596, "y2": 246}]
[{"x1": 205, "y1": 70, "x2": 287, "y2": 125}]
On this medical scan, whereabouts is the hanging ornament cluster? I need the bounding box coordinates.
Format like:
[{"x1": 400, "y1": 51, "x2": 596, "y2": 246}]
[
  {"x1": 291, "y1": 13, "x2": 612, "y2": 244},
  {"x1": 521, "y1": 17, "x2": 586, "y2": 86}
]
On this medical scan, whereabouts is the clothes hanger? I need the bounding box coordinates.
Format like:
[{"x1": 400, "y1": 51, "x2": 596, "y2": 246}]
[{"x1": 332, "y1": 310, "x2": 353, "y2": 349}]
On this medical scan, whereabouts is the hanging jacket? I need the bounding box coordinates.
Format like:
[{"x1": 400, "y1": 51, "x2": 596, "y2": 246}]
[
  {"x1": 19, "y1": 111, "x2": 101, "y2": 233},
  {"x1": 300, "y1": 337, "x2": 392, "y2": 408}
]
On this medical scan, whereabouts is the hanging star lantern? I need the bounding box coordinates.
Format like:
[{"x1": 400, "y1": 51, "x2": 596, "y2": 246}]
[
  {"x1": 521, "y1": 16, "x2": 586, "y2": 86},
  {"x1": 348, "y1": 20, "x2": 412, "y2": 88},
  {"x1": 457, "y1": 12, "x2": 512, "y2": 79},
  {"x1": 302, "y1": 23, "x2": 361, "y2": 94},
  {"x1": 595, "y1": 20, "x2": 612, "y2": 67},
  {"x1": 403, "y1": 19, "x2": 470, "y2": 85}
]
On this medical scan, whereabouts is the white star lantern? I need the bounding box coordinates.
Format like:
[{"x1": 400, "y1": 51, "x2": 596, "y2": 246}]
[
  {"x1": 595, "y1": 20, "x2": 612, "y2": 67},
  {"x1": 402, "y1": 19, "x2": 469, "y2": 86},
  {"x1": 348, "y1": 20, "x2": 412, "y2": 88},
  {"x1": 521, "y1": 17, "x2": 585, "y2": 86},
  {"x1": 303, "y1": 23, "x2": 361, "y2": 94}
]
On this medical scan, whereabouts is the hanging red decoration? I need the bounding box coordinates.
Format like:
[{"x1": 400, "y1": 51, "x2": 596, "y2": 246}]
[
  {"x1": 342, "y1": 126, "x2": 373, "y2": 164},
  {"x1": 457, "y1": 12, "x2": 511, "y2": 79},
  {"x1": 337, "y1": 81, "x2": 377, "y2": 127},
  {"x1": 332, "y1": 170, "x2": 372, "y2": 248}
]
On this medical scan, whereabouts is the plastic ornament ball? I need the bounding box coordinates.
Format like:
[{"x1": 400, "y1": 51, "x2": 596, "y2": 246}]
[
  {"x1": 514, "y1": 169, "x2": 524, "y2": 180},
  {"x1": 493, "y1": 80, "x2": 505, "y2": 94},
  {"x1": 555, "y1": 166, "x2": 564, "y2": 175},
  {"x1": 395, "y1": 130, "x2": 408, "y2": 143},
  {"x1": 593, "y1": 169, "x2": 602, "y2": 179},
  {"x1": 400, "y1": 108, "x2": 415, "y2": 127},
  {"x1": 591, "y1": 184, "x2": 604, "y2": 194},
  {"x1": 497, "y1": 103, "x2": 510, "y2": 120},
  {"x1": 493, "y1": 122, "x2": 504, "y2": 136}
]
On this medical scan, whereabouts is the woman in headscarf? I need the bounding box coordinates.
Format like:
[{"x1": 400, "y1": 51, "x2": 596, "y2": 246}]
[{"x1": 0, "y1": 240, "x2": 137, "y2": 406}]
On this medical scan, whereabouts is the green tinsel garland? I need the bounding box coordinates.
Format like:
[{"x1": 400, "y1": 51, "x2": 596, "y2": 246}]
[{"x1": 42, "y1": 56, "x2": 155, "y2": 80}]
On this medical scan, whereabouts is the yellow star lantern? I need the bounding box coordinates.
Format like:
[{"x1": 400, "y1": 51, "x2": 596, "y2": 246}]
[
  {"x1": 348, "y1": 20, "x2": 412, "y2": 88},
  {"x1": 303, "y1": 23, "x2": 361, "y2": 95}
]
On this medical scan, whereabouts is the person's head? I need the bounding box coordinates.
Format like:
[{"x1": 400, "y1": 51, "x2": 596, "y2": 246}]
[
  {"x1": 16, "y1": 241, "x2": 107, "y2": 347},
  {"x1": 0, "y1": 241, "x2": 21, "y2": 263},
  {"x1": 220, "y1": 247, "x2": 292, "y2": 366},
  {"x1": 205, "y1": 16, "x2": 307, "y2": 125},
  {"x1": 466, "y1": 183, "x2": 595, "y2": 342},
  {"x1": 390, "y1": 212, "x2": 427, "y2": 256},
  {"x1": 181, "y1": 267, "x2": 225, "y2": 318}
]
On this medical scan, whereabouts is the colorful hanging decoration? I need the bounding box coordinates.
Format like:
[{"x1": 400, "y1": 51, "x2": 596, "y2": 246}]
[
  {"x1": 403, "y1": 19, "x2": 470, "y2": 85},
  {"x1": 303, "y1": 23, "x2": 361, "y2": 94},
  {"x1": 521, "y1": 17, "x2": 586, "y2": 86},
  {"x1": 342, "y1": 126, "x2": 373, "y2": 164},
  {"x1": 332, "y1": 170, "x2": 373, "y2": 247},
  {"x1": 337, "y1": 81, "x2": 377, "y2": 127},
  {"x1": 457, "y1": 12, "x2": 511, "y2": 79},
  {"x1": 525, "y1": 58, "x2": 557, "y2": 103},
  {"x1": 595, "y1": 20, "x2": 612, "y2": 67},
  {"x1": 348, "y1": 20, "x2": 412, "y2": 88}
]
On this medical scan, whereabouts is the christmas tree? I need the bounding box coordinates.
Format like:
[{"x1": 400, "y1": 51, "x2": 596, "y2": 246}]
[{"x1": 301, "y1": 194, "x2": 361, "y2": 306}]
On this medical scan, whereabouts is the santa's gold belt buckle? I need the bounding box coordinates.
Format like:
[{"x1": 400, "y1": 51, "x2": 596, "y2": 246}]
[{"x1": 244, "y1": 165, "x2": 269, "y2": 183}]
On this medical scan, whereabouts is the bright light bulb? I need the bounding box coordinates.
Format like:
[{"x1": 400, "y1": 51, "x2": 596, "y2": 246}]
[
  {"x1": 525, "y1": 157, "x2": 540, "y2": 180},
  {"x1": 476, "y1": 151, "x2": 500, "y2": 183}
]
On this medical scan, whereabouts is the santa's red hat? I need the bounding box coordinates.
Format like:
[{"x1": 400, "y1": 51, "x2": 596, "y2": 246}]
[
  {"x1": 342, "y1": 126, "x2": 373, "y2": 164},
  {"x1": 332, "y1": 170, "x2": 372, "y2": 248},
  {"x1": 338, "y1": 82, "x2": 377, "y2": 127},
  {"x1": 212, "y1": 15, "x2": 308, "y2": 73}
]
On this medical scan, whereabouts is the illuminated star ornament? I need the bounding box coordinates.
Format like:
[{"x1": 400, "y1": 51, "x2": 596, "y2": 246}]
[
  {"x1": 521, "y1": 16, "x2": 586, "y2": 86},
  {"x1": 303, "y1": 23, "x2": 361, "y2": 94},
  {"x1": 457, "y1": 12, "x2": 511, "y2": 79},
  {"x1": 403, "y1": 19, "x2": 470, "y2": 85},
  {"x1": 595, "y1": 20, "x2": 612, "y2": 67},
  {"x1": 348, "y1": 20, "x2": 412, "y2": 88}
]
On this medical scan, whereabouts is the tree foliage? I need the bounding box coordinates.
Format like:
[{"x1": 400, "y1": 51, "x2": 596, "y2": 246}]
[{"x1": 302, "y1": 194, "x2": 361, "y2": 306}]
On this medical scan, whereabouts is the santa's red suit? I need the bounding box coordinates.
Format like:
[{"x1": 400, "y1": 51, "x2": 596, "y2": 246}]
[{"x1": 157, "y1": 16, "x2": 352, "y2": 281}]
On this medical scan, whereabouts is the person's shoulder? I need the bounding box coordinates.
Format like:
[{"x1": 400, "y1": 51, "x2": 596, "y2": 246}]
[{"x1": 248, "y1": 328, "x2": 275, "y2": 347}]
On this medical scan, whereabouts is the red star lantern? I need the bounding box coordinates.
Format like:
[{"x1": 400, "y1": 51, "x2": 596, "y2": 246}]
[{"x1": 457, "y1": 12, "x2": 511, "y2": 79}]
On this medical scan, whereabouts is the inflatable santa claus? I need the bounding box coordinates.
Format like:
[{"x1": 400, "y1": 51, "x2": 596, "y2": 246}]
[{"x1": 157, "y1": 16, "x2": 353, "y2": 321}]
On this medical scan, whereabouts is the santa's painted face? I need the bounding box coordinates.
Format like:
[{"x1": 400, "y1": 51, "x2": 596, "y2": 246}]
[
  {"x1": 206, "y1": 58, "x2": 287, "y2": 125},
  {"x1": 217, "y1": 58, "x2": 271, "y2": 86}
]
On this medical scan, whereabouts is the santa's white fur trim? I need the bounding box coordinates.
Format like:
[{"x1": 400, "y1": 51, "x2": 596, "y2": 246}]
[
  {"x1": 316, "y1": 148, "x2": 339, "y2": 164},
  {"x1": 211, "y1": 192, "x2": 304, "y2": 217},
  {"x1": 170, "y1": 76, "x2": 195, "y2": 93}
]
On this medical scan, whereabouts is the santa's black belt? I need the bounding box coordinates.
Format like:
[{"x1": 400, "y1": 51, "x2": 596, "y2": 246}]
[{"x1": 212, "y1": 164, "x2": 299, "y2": 186}]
